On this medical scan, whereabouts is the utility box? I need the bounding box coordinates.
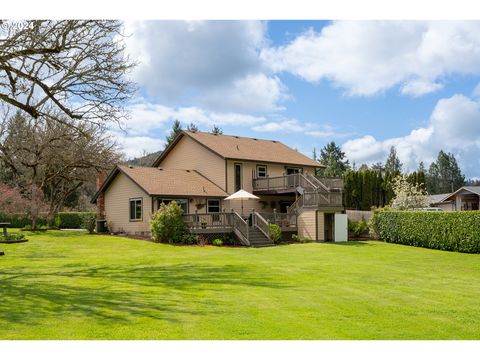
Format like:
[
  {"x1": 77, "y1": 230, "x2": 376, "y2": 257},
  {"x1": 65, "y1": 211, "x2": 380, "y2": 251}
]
[{"x1": 334, "y1": 214, "x2": 348, "y2": 242}]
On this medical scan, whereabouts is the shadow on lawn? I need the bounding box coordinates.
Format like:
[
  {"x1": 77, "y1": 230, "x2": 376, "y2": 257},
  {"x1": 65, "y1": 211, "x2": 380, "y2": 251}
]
[{"x1": 0, "y1": 263, "x2": 287, "y2": 327}]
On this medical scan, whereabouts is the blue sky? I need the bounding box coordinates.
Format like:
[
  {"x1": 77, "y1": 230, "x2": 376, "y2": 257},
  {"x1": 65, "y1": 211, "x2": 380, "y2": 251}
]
[{"x1": 115, "y1": 20, "x2": 480, "y2": 178}]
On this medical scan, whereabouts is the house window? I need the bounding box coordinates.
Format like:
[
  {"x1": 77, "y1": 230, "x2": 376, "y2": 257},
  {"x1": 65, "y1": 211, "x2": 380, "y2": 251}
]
[
  {"x1": 207, "y1": 199, "x2": 221, "y2": 221},
  {"x1": 234, "y1": 163, "x2": 242, "y2": 192},
  {"x1": 129, "y1": 198, "x2": 143, "y2": 221},
  {"x1": 256, "y1": 165, "x2": 267, "y2": 178},
  {"x1": 207, "y1": 199, "x2": 220, "y2": 213},
  {"x1": 158, "y1": 198, "x2": 188, "y2": 214}
]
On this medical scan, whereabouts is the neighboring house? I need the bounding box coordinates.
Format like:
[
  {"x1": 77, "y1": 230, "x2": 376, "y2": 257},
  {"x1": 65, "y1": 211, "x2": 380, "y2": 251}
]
[
  {"x1": 430, "y1": 186, "x2": 480, "y2": 211},
  {"x1": 429, "y1": 193, "x2": 455, "y2": 211},
  {"x1": 92, "y1": 131, "x2": 347, "y2": 245}
]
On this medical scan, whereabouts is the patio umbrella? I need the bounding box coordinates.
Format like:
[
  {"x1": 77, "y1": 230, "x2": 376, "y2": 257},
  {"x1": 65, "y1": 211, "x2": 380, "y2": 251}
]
[{"x1": 224, "y1": 189, "x2": 259, "y2": 216}]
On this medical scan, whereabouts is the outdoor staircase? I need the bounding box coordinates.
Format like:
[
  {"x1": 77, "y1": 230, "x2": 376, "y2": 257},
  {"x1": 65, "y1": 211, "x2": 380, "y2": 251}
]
[{"x1": 247, "y1": 226, "x2": 275, "y2": 247}]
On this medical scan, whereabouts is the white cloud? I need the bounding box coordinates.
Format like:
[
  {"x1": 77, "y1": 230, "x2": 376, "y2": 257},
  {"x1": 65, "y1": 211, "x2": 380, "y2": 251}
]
[
  {"x1": 201, "y1": 73, "x2": 288, "y2": 112},
  {"x1": 110, "y1": 132, "x2": 165, "y2": 159},
  {"x1": 252, "y1": 119, "x2": 304, "y2": 132},
  {"x1": 123, "y1": 99, "x2": 266, "y2": 136},
  {"x1": 261, "y1": 21, "x2": 480, "y2": 96},
  {"x1": 124, "y1": 21, "x2": 287, "y2": 113},
  {"x1": 342, "y1": 94, "x2": 480, "y2": 176}
]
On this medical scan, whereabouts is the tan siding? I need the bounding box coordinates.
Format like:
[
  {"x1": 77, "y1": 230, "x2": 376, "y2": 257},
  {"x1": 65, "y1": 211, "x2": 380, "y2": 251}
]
[
  {"x1": 316, "y1": 211, "x2": 325, "y2": 241},
  {"x1": 298, "y1": 210, "x2": 317, "y2": 240},
  {"x1": 104, "y1": 172, "x2": 152, "y2": 234},
  {"x1": 158, "y1": 136, "x2": 226, "y2": 190}
]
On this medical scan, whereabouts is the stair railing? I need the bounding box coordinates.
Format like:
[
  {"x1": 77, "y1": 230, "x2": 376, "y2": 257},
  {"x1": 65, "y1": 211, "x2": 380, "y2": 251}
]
[
  {"x1": 251, "y1": 210, "x2": 272, "y2": 241},
  {"x1": 231, "y1": 211, "x2": 250, "y2": 246}
]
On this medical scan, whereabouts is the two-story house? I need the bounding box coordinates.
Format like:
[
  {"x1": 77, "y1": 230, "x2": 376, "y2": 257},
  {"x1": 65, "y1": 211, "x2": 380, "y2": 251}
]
[{"x1": 92, "y1": 131, "x2": 347, "y2": 246}]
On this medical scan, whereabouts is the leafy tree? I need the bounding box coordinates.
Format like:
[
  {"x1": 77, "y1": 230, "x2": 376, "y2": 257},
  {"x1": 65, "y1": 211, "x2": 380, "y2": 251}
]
[
  {"x1": 317, "y1": 141, "x2": 350, "y2": 177},
  {"x1": 211, "y1": 125, "x2": 223, "y2": 135},
  {"x1": 187, "y1": 122, "x2": 199, "y2": 132},
  {"x1": 384, "y1": 146, "x2": 403, "y2": 173},
  {"x1": 390, "y1": 175, "x2": 430, "y2": 210},
  {"x1": 166, "y1": 119, "x2": 183, "y2": 146},
  {"x1": 0, "y1": 20, "x2": 135, "y2": 126},
  {"x1": 0, "y1": 111, "x2": 120, "y2": 228}
]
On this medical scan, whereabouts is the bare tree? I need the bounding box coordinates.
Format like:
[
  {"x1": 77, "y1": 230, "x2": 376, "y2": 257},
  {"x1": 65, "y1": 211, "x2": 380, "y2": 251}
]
[
  {"x1": 0, "y1": 111, "x2": 121, "y2": 227},
  {"x1": 0, "y1": 20, "x2": 136, "y2": 127}
]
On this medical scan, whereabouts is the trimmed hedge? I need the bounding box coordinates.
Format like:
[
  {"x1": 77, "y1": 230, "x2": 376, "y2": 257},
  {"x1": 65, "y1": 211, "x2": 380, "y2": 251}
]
[
  {"x1": 0, "y1": 213, "x2": 48, "y2": 228},
  {"x1": 54, "y1": 212, "x2": 96, "y2": 229},
  {"x1": 371, "y1": 210, "x2": 480, "y2": 253}
]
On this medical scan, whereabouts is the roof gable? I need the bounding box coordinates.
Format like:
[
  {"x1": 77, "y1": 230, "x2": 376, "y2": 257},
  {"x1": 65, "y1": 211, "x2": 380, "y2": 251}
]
[
  {"x1": 91, "y1": 165, "x2": 228, "y2": 203},
  {"x1": 153, "y1": 131, "x2": 322, "y2": 167}
]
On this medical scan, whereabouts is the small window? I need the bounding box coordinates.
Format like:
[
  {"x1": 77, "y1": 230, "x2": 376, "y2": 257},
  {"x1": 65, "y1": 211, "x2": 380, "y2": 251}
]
[
  {"x1": 129, "y1": 198, "x2": 142, "y2": 221},
  {"x1": 234, "y1": 163, "x2": 242, "y2": 192},
  {"x1": 257, "y1": 165, "x2": 267, "y2": 178},
  {"x1": 207, "y1": 199, "x2": 220, "y2": 221},
  {"x1": 207, "y1": 199, "x2": 220, "y2": 213}
]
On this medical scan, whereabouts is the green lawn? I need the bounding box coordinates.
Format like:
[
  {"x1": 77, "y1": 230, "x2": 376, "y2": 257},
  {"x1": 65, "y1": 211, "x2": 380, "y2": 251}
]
[{"x1": 1, "y1": 230, "x2": 479, "y2": 340}]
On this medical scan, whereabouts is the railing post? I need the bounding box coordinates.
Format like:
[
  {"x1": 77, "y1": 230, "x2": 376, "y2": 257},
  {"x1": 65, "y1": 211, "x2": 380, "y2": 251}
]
[
  {"x1": 273, "y1": 208, "x2": 277, "y2": 224},
  {"x1": 195, "y1": 210, "x2": 198, "y2": 228}
]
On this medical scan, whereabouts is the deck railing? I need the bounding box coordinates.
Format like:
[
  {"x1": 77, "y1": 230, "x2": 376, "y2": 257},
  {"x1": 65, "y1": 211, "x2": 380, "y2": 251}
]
[
  {"x1": 253, "y1": 173, "x2": 343, "y2": 193},
  {"x1": 258, "y1": 211, "x2": 297, "y2": 229},
  {"x1": 182, "y1": 212, "x2": 233, "y2": 229},
  {"x1": 252, "y1": 173, "x2": 318, "y2": 192}
]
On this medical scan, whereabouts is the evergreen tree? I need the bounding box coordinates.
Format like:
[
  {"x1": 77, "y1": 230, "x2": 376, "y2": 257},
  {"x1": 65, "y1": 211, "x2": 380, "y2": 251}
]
[
  {"x1": 426, "y1": 151, "x2": 465, "y2": 194},
  {"x1": 166, "y1": 119, "x2": 183, "y2": 146},
  {"x1": 187, "y1": 122, "x2": 199, "y2": 132},
  {"x1": 318, "y1": 141, "x2": 351, "y2": 177},
  {"x1": 211, "y1": 125, "x2": 223, "y2": 135},
  {"x1": 371, "y1": 162, "x2": 384, "y2": 173},
  {"x1": 312, "y1": 147, "x2": 317, "y2": 161},
  {"x1": 384, "y1": 146, "x2": 403, "y2": 173}
]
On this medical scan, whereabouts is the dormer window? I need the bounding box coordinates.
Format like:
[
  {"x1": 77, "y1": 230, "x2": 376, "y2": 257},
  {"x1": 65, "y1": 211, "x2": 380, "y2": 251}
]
[{"x1": 256, "y1": 165, "x2": 267, "y2": 178}]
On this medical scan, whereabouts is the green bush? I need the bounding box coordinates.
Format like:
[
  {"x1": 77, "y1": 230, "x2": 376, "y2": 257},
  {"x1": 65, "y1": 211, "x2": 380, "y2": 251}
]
[
  {"x1": 81, "y1": 213, "x2": 97, "y2": 234},
  {"x1": 371, "y1": 210, "x2": 480, "y2": 253},
  {"x1": 212, "y1": 239, "x2": 223, "y2": 246},
  {"x1": 0, "y1": 213, "x2": 48, "y2": 228},
  {"x1": 348, "y1": 219, "x2": 369, "y2": 237},
  {"x1": 181, "y1": 233, "x2": 198, "y2": 245},
  {"x1": 150, "y1": 201, "x2": 187, "y2": 243},
  {"x1": 2, "y1": 232, "x2": 26, "y2": 241},
  {"x1": 54, "y1": 212, "x2": 95, "y2": 229},
  {"x1": 268, "y1": 223, "x2": 282, "y2": 243}
]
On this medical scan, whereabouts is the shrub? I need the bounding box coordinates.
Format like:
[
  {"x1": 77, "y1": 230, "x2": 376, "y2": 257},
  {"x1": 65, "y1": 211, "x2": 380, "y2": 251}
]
[
  {"x1": 0, "y1": 212, "x2": 48, "y2": 228},
  {"x1": 348, "y1": 219, "x2": 369, "y2": 238},
  {"x1": 54, "y1": 212, "x2": 95, "y2": 229},
  {"x1": 3, "y1": 233, "x2": 26, "y2": 242},
  {"x1": 181, "y1": 233, "x2": 198, "y2": 245},
  {"x1": 150, "y1": 201, "x2": 187, "y2": 243},
  {"x1": 371, "y1": 210, "x2": 480, "y2": 253},
  {"x1": 212, "y1": 239, "x2": 223, "y2": 246},
  {"x1": 81, "y1": 213, "x2": 97, "y2": 234},
  {"x1": 268, "y1": 223, "x2": 282, "y2": 243}
]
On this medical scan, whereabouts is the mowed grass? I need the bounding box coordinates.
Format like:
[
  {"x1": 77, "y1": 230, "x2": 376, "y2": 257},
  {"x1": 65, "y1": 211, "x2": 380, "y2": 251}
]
[{"x1": 1, "y1": 230, "x2": 480, "y2": 340}]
